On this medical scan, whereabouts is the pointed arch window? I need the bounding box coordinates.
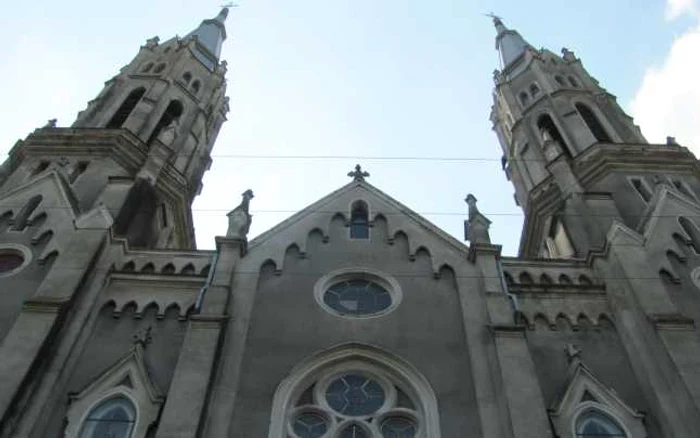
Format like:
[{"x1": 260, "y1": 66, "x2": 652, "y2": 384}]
[
  {"x1": 576, "y1": 410, "x2": 627, "y2": 437},
  {"x1": 191, "y1": 80, "x2": 201, "y2": 95},
  {"x1": 147, "y1": 100, "x2": 184, "y2": 145},
  {"x1": 519, "y1": 91, "x2": 530, "y2": 106},
  {"x1": 569, "y1": 76, "x2": 580, "y2": 87},
  {"x1": 78, "y1": 396, "x2": 136, "y2": 438},
  {"x1": 141, "y1": 62, "x2": 154, "y2": 73},
  {"x1": 529, "y1": 83, "x2": 541, "y2": 97},
  {"x1": 537, "y1": 114, "x2": 572, "y2": 159},
  {"x1": 576, "y1": 103, "x2": 612, "y2": 142},
  {"x1": 107, "y1": 88, "x2": 146, "y2": 129},
  {"x1": 182, "y1": 72, "x2": 192, "y2": 85},
  {"x1": 555, "y1": 75, "x2": 565, "y2": 86},
  {"x1": 154, "y1": 63, "x2": 166, "y2": 74},
  {"x1": 350, "y1": 201, "x2": 369, "y2": 239}
]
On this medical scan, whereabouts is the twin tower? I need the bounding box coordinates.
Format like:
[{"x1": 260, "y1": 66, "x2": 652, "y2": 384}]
[{"x1": 1, "y1": 11, "x2": 694, "y2": 262}]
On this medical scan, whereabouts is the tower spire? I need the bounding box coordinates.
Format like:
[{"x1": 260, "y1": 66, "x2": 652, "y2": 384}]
[
  {"x1": 492, "y1": 16, "x2": 532, "y2": 69},
  {"x1": 185, "y1": 7, "x2": 230, "y2": 70}
]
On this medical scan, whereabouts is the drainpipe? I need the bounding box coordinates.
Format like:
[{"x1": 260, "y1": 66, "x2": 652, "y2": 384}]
[
  {"x1": 495, "y1": 257, "x2": 521, "y2": 323},
  {"x1": 195, "y1": 250, "x2": 219, "y2": 311}
]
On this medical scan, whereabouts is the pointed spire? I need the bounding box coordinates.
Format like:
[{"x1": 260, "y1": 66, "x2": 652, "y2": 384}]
[
  {"x1": 185, "y1": 8, "x2": 230, "y2": 70},
  {"x1": 492, "y1": 16, "x2": 532, "y2": 69}
]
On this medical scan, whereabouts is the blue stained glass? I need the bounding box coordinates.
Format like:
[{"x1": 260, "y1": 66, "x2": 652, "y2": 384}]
[
  {"x1": 576, "y1": 411, "x2": 626, "y2": 437},
  {"x1": 325, "y1": 374, "x2": 385, "y2": 416},
  {"x1": 292, "y1": 412, "x2": 328, "y2": 438},
  {"x1": 324, "y1": 280, "x2": 391, "y2": 315},
  {"x1": 340, "y1": 424, "x2": 368, "y2": 438},
  {"x1": 380, "y1": 416, "x2": 417, "y2": 438}
]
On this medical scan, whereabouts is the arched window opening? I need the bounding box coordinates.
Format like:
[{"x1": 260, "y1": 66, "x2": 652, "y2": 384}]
[
  {"x1": 154, "y1": 63, "x2": 166, "y2": 74},
  {"x1": 540, "y1": 273, "x2": 553, "y2": 285},
  {"x1": 629, "y1": 177, "x2": 652, "y2": 203},
  {"x1": 269, "y1": 345, "x2": 440, "y2": 438},
  {"x1": 569, "y1": 76, "x2": 580, "y2": 87},
  {"x1": 147, "y1": 100, "x2": 184, "y2": 145},
  {"x1": 537, "y1": 114, "x2": 572, "y2": 159},
  {"x1": 519, "y1": 91, "x2": 530, "y2": 106},
  {"x1": 670, "y1": 178, "x2": 695, "y2": 199},
  {"x1": 350, "y1": 201, "x2": 369, "y2": 239},
  {"x1": 575, "y1": 410, "x2": 626, "y2": 437},
  {"x1": 141, "y1": 62, "x2": 154, "y2": 73},
  {"x1": 78, "y1": 396, "x2": 136, "y2": 438},
  {"x1": 546, "y1": 218, "x2": 575, "y2": 259},
  {"x1": 555, "y1": 75, "x2": 565, "y2": 86},
  {"x1": 106, "y1": 88, "x2": 146, "y2": 129},
  {"x1": 11, "y1": 195, "x2": 42, "y2": 231},
  {"x1": 182, "y1": 72, "x2": 192, "y2": 85},
  {"x1": 559, "y1": 274, "x2": 573, "y2": 285},
  {"x1": 191, "y1": 80, "x2": 201, "y2": 94},
  {"x1": 679, "y1": 217, "x2": 700, "y2": 254},
  {"x1": 530, "y1": 83, "x2": 541, "y2": 97},
  {"x1": 575, "y1": 103, "x2": 612, "y2": 142}
]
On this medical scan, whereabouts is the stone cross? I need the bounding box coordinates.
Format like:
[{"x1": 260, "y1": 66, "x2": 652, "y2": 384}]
[
  {"x1": 348, "y1": 164, "x2": 369, "y2": 182},
  {"x1": 132, "y1": 325, "x2": 153, "y2": 348},
  {"x1": 565, "y1": 343, "x2": 581, "y2": 363}
]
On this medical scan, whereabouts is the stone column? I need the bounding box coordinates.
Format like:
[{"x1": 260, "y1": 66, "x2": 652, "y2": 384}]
[
  {"x1": 0, "y1": 230, "x2": 106, "y2": 423},
  {"x1": 154, "y1": 236, "x2": 241, "y2": 438}
]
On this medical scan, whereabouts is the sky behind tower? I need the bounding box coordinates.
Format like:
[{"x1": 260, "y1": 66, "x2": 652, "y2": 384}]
[{"x1": 1, "y1": 0, "x2": 699, "y2": 255}]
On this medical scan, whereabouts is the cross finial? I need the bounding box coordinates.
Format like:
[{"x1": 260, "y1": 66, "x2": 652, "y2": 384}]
[
  {"x1": 565, "y1": 343, "x2": 582, "y2": 363},
  {"x1": 484, "y1": 12, "x2": 503, "y2": 24},
  {"x1": 348, "y1": 164, "x2": 369, "y2": 182},
  {"x1": 132, "y1": 326, "x2": 153, "y2": 348}
]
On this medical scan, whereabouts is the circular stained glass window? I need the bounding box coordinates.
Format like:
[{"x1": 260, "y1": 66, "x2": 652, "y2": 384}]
[
  {"x1": 380, "y1": 416, "x2": 418, "y2": 438},
  {"x1": 292, "y1": 412, "x2": 328, "y2": 438},
  {"x1": 325, "y1": 374, "x2": 385, "y2": 416},
  {"x1": 323, "y1": 280, "x2": 391, "y2": 315},
  {"x1": 0, "y1": 250, "x2": 24, "y2": 274},
  {"x1": 340, "y1": 424, "x2": 368, "y2": 438}
]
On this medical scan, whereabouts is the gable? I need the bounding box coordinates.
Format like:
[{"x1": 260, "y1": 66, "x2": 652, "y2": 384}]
[{"x1": 244, "y1": 180, "x2": 470, "y2": 274}]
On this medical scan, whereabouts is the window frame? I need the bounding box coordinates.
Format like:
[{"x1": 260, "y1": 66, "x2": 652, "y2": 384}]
[
  {"x1": 77, "y1": 395, "x2": 138, "y2": 438},
  {"x1": 628, "y1": 177, "x2": 653, "y2": 203},
  {"x1": 349, "y1": 200, "x2": 371, "y2": 240}
]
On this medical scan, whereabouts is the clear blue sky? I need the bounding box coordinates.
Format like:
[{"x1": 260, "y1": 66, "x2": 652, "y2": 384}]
[{"x1": 0, "y1": 0, "x2": 697, "y2": 255}]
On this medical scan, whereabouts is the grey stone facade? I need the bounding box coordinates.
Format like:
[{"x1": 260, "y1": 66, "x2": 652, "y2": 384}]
[{"x1": 0, "y1": 10, "x2": 699, "y2": 438}]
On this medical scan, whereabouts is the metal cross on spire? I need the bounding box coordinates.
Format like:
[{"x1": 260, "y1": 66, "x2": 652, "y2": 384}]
[{"x1": 348, "y1": 164, "x2": 369, "y2": 182}]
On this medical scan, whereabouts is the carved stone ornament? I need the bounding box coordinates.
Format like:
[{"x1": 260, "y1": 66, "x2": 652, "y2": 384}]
[
  {"x1": 157, "y1": 117, "x2": 179, "y2": 146},
  {"x1": 43, "y1": 118, "x2": 57, "y2": 128},
  {"x1": 145, "y1": 36, "x2": 160, "y2": 49},
  {"x1": 226, "y1": 189, "x2": 254, "y2": 239}
]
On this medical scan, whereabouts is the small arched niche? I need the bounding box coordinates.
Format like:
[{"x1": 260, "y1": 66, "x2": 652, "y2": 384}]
[
  {"x1": 537, "y1": 114, "x2": 572, "y2": 159},
  {"x1": 349, "y1": 201, "x2": 369, "y2": 239},
  {"x1": 575, "y1": 103, "x2": 612, "y2": 143}
]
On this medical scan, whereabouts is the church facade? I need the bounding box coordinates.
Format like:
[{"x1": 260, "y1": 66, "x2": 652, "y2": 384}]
[{"x1": 0, "y1": 9, "x2": 700, "y2": 438}]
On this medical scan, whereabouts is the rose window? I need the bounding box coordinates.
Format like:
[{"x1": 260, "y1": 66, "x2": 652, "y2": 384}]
[{"x1": 287, "y1": 370, "x2": 421, "y2": 438}]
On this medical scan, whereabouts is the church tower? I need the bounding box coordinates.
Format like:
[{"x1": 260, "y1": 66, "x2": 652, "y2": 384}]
[
  {"x1": 489, "y1": 17, "x2": 699, "y2": 258},
  {"x1": 0, "y1": 9, "x2": 230, "y2": 249}
]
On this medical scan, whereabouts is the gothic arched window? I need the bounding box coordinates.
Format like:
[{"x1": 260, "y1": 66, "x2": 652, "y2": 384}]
[
  {"x1": 555, "y1": 75, "x2": 565, "y2": 86},
  {"x1": 154, "y1": 63, "x2": 166, "y2": 74},
  {"x1": 537, "y1": 114, "x2": 572, "y2": 159},
  {"x1": 575, "y1": 103, "x2": 612, "y2": 143},
  {"x1": 78, "y1": 396, "x2": 136, "y2": 438},
  {"x1": 575, "y1": 410, "x2": 627, "y2": 437},
  {"x1": 141, "y1": 62, "x2": 154, "y2": 73},
  {"x1": 147, "y1": 100, "x2": 184, "y2": 145},
  {"x1": 519, "y1": 91, "x2": 530, "y2": 106},
  {"x1": 106, "y1": 88, "x2": 146, "y2": 129},
  {"x1": 182, "y1": 72, "x2": 192, "y2": 85},
  {"x1": 569, "y1": 76, "x2": 580, "y2": 88},
  {"x1": 269, "y1": 345, "x2": 441, "y2": 438},
  {"x1": 530, "y1": 83, "x2": 540, "y2": 97},
  {"x1": 350, "y1": 201, "x2": 369, "y2": 239},
  {"x1": 192, "y1": 80, "x2": 201, "y2": 95}
]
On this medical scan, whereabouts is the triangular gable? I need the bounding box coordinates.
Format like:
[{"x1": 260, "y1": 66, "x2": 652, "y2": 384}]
[
  {"x1": 549, "y1": 359, "x2": 645, "y2": 437},
  {"x1": 65, "y1": 345, "x2": 163, "y2": 438},
  {"x1": 247, "y1": 180, "x2": 469, "y2": 262},
  {"x1": 70, "y1": 344, "x2": 163, "y2": 404}
]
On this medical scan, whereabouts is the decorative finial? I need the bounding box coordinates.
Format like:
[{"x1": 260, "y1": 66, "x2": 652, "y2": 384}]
[
  {"x1": 484, "y1": 12, "x2": 503, "y2": 24},
  {"x1": 145, "y1": 36, "x2": 160, "y2": 49},
  {"x1": 226, "y1": 189, "x2": 254, "y2": 239},
  {"x1": 666, "y1": 136, "x2": 679, "y2": 146},
  {"x1": 132, "y1": 326, "x2": 153, "y2": 348},
  {"x1": 43, "y1": 118, "x2": 57, "y2": 128},
  {"x1": 565, "y1": 343, "x2": 581, "y2": 363},
  {"x1": 465, "y1": 194, "x2": 480, "y2": 220},
  {"x1": 348, "y1": 164, "x2": 369, "y2": 182}
]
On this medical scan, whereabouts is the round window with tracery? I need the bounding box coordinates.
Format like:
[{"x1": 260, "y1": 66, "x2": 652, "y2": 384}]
[
  {"x1": 287, "y1": 368, "x2": 421, "y2": 438},
  {"x1": 314, "y1": 269, "x2": 402, "y2": 319},
  {"x1": 0, "y1": 250, "x2": 24, "y2": 274}
]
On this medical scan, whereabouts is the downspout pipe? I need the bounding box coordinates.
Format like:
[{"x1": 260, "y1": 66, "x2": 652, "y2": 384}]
[
  {"x1": 195, "y1": 249, "x2": 219, "y2": 311},
  {"x1": 495, "y1": 257, "x2": 521, "y2": 323}
]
